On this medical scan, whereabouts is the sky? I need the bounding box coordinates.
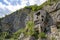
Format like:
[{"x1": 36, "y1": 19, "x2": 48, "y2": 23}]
[{"x1": 0, "y1": 0, "x2": 47, "y2": 18}]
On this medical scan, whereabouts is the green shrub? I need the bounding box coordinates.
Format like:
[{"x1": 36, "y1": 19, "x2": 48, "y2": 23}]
[
  {"x1": 25, "y1": 21, "x2": 34, "y2": 36},
  {"x1": 24, "y1": 0, "x2": 54, "y2": 11},
  {"x1": 24, "y1": 0, "x2": 60, "y2": 12},
  {"x1": 9, "y1": 21, "x2": 34, "y2": 39},
  {"x1": 12, "y1": 28, "x2": 24, "y2": 39},
  {"x1": 0, "y1": 32, "x2": 9, "y2": 40},
  {"x1": 38, "y1": 32, "x2": 46, "y2": 38},
  {"x1": 25, "y1": 4, "x2": 38, "y2": 11}
]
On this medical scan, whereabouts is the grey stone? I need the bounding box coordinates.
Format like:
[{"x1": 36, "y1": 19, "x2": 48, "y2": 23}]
[
  {"x1": 43, "y1": 3, "x2": 56, "y2": 13},
  {"x1": 56, "y1": 2, "x2": 60, "y2": 10},
  {"x1": 1, "y1": 9, "x2": 31, "y2": 33}
]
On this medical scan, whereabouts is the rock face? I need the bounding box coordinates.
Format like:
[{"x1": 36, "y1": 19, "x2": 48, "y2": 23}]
[
  {"x1": 0, "y1": 1, "x2": 60, "y2": 40},
  {"x1": 0, "y1": 9, "x2": 31, "y2": 33},
  {"x1": 17, "y1": 2, "x2": 60, "y2": 40},
  {"x1": 33, "y1": 1, "x2": 60, "y2": 40}
]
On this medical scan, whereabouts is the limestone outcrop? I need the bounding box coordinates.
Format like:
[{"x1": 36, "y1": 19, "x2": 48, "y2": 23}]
[
  {"x1": 0, "y1": 9, "x2": 31, "y2": 33},
  {"x1": 33, "y1": 2, "x2": 60, "y2": 40},
  {"x1": 18, "y1": 1, "x2": 60, "y2": 40},
  {"x1": 0, "y1": 1, "x2": 60, "y2": 40}
]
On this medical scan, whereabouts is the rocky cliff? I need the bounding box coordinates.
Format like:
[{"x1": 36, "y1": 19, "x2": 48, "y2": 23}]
[
  {"x1": 0, "y1": 0, "x2": 60, "y2": 40},
  {"x1": 18, "y1": 1, "x2": 60, "y2": 40},
  {"x1": 0, "y1": 8, "x2": 32, "y2": 33}
]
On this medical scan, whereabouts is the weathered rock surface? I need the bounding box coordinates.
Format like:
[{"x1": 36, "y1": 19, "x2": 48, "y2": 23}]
[
  {"x1": 0, "y1": 1, "x2": 60, "y2": 40},
  {"x1": 0, "y1": 9, "x2": 31, "y2": 33},
  {"x1": 33, "y1": 1, "x2": 60, "y2": 40}
]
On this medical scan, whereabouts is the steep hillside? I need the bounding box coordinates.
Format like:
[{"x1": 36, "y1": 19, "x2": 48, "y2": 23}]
[
  {"x1": 0, "y1": 0, "x2": 60, "y2": 40},
  {"x1": 0, "y1": 8, "x2": 32, "y2": 33}
]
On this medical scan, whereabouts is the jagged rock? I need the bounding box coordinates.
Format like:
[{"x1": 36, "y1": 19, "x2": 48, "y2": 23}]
[
  {"x1": 50, "y1": 10, "x2": 60, "y2": 23},
  {"x1": 56, "y1": 10, "x2": 60, "y2": 22},
  {"x1": 56, "y1": 2, "x2": 60, "y2": 10},
  {"x1": 18, "y1": 33, "x2": 25, "y2": 40},
  {"x1": 33, "y1": 2, "x2": 60, "y2": 40},
  {"x1": 50, "y1": 25, "x2": 58, "y2": 34},
  {"x1": 1, "y1": 1, "x2": 60, "y2": 40},
  {"x1": 43, "y1": 3, "x2": 56, "y2": 13},
  {"x1": 34, "y1": 10, "x2": 47, "y2": 25},
  {"x1": 1, "y1": 9, "x2": 31, "y2": 33},
  {"x1": 43, "y1": 2, "x2": 60, "y2": 13}
]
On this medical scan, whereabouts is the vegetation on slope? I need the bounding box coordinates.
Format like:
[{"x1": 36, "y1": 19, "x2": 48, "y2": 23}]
[
  {"x1": 24, "y1": 0, "x2": 60, "y2": 11},
  {"x1": 0, "y1": 0, "x2": 60, "y2": 40}
]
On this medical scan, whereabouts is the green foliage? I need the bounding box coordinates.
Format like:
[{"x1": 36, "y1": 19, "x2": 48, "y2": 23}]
[
  {"x1": 1, "y1": 0, "x2": 59, "y2": 39},
  {"x1": 25, "y1": 4, "x2": 45, "y2": 11},
  {"x1": 24, "y1": 0, "x2": 60, "y2": 12},
  {"x1": 25, "y1": 21, "x2": 34, "y2": 36},
  {"x1": 0, "y1": 32, "x2": 9, "y2": 40},
  {"x1": 31, "y1": 5, "x2": 38, "y2": 11},
  {"x1": 12, "y1": 28, "x2": 24, "y2": 39},
  {"x1": 25, "y1": 4, "x2": 38, "y2": 11},
  {"x1": 32, "y1": 30, "x2": 39, "y2": 39},
  {"x1": 8, "y1": 21, "x2": 34, "y2": 39},
  {"x1": 38, "y1": 32, "x2": 46, "y2": 38},
  {"x1": 24, "y1": 0, "x2": 54, "y2": 11}
]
